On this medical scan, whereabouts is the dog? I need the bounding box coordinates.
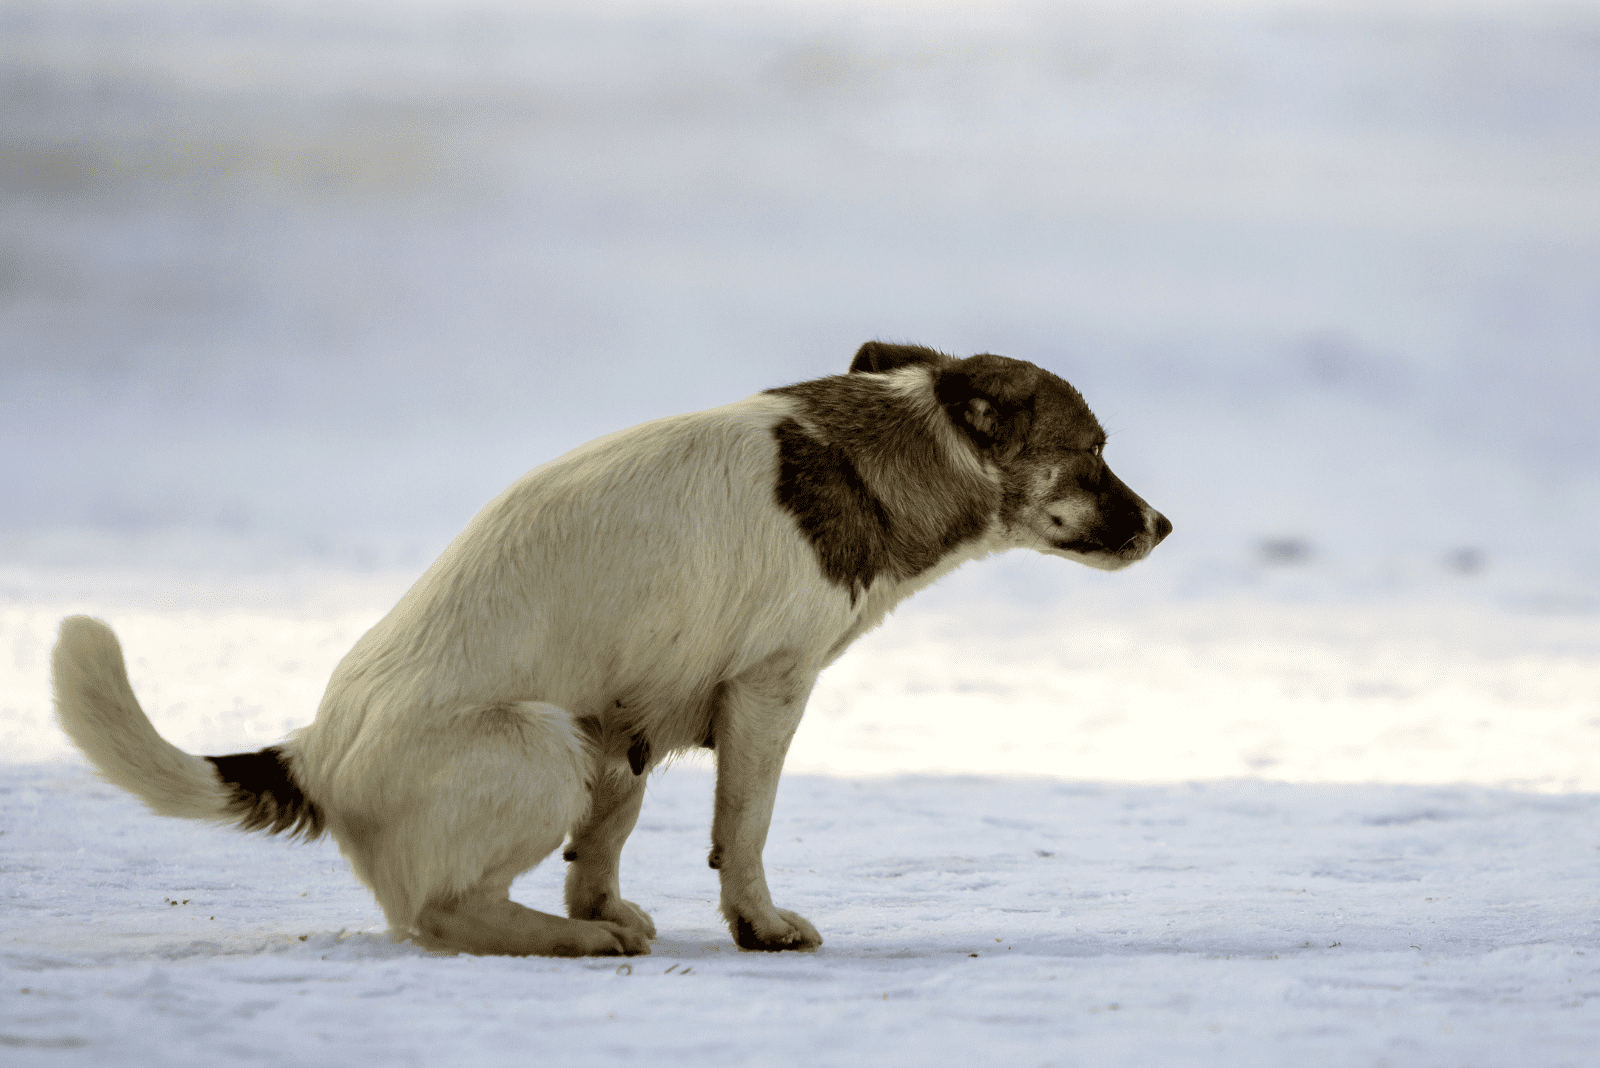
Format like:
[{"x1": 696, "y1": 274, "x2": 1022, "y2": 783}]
[{"x1": 53, "y1": 342, "x2": 1170, "y2": 956}]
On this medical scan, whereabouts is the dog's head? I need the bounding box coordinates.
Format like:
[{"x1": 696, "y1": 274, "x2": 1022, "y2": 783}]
[{"x1": 851, "y1": 341, "x2": 1172, "y2": 571}]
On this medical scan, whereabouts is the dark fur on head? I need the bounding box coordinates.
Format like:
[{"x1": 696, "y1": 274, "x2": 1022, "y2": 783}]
[{"x1": 776, "y1": 341, "x2": 1166, "y2": 586}]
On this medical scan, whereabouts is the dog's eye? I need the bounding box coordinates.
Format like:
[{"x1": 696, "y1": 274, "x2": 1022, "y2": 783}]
[{"x1": 1090, "y1": 444, "x2": 1103, "y2": 459}]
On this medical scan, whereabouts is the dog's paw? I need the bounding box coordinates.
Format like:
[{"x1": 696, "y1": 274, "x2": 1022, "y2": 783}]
[
  {"x1": 571, "y1": 893, "x2": 657, "y2": 940},
  {"x1": 730, "y1": 907, "x2": 823, "y2": 952},
  {"x1": 596, "y1": 919, "x2": 653, "y2": 956},
  {"x1": 606, "y1": 898, "x2": 657, "y2": 940},
  {"x1": 555, "y1": 919, "x2": 652, "y2": 958}
]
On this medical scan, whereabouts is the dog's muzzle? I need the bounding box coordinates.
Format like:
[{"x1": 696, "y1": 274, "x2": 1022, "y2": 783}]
[
  {"x1": 1128, "y1": 508, "x2": 1172, "y2": 555},
  {"x1": 1106, "y1": 508, "x2": 1172, "y2": 564},
  {"x1": 1151, "y1": 511, "x2": 1173, "y2": 544}
]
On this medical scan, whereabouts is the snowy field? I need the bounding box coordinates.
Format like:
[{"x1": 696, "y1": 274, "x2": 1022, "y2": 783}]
[
  {"x1": 4, "y1": 565, "x2": 1599, "y2": 1065},
  {"x1": 4, "y1": 762, "x2": 1598, "y2": 1067},
  {"x1": 5, "y1": 0, "x2": 1600, "y2": 1064}
]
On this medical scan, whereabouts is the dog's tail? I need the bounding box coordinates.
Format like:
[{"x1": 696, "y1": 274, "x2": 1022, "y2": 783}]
[{"x1": 51, "y1": 615, "x2": 323, "y2": 840}]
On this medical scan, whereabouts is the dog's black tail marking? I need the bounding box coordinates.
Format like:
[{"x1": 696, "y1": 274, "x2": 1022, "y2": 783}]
[
  {"x1": 52, "y1": 614, "x2": 324, "y2": 841},
  {"x1": 206, "y1": 747, "x2": 324, "y2": 839}
]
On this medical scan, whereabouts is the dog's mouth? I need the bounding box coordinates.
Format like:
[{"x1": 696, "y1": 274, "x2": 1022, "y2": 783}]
[
  {"x1": 1047, "y1": 511, "x2": 1171, "y2": 569},
  {"x1": 1052, "y1": 536, "x2": 1147, "y2": 569}
]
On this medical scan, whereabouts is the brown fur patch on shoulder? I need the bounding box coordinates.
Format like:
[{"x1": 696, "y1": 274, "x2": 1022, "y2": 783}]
[{"x1": 766, "y1": 363, "x2": 997, "y2": 599}]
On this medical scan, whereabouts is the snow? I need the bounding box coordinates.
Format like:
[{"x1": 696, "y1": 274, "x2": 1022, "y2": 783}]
[
  {"x1": 4, "y1": 0, "x2": 1600, "y2": 1063},
  {"x1": 5, "y1": 763, "x2": 1600, "y2": 1066},
  {"x1": 4, "y1": 568, "x2": 1599, "y2": 1065}
]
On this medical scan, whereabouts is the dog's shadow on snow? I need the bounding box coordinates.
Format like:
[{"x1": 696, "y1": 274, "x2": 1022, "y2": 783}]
[{"x1": 279, "y1": 928, "x2": 748, "y2": 964}]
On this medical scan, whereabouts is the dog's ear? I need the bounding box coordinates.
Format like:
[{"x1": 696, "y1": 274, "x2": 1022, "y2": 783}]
[
  {"x1": 935, "y1": 360, "x2": 1036, "y2": 461},
  {"x1": 849, "y1": 341, "x2": 949, "y2": 375}
]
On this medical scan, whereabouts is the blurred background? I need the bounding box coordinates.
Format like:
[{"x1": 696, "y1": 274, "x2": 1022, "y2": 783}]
[
  {"x1": 2, "y1": 0, "x2": 1598, "y2": 782},
  {"x1": 4, "y1": 0, "x2": 1597, "y2": 586}
]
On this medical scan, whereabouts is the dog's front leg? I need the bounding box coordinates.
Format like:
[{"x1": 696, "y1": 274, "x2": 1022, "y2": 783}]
[
  {"x1": 709, "y1": 653, "x2": 823, "y2": 951},
  {"x1": 563, "y1": 766, "x2": 656, "y2": 941}
]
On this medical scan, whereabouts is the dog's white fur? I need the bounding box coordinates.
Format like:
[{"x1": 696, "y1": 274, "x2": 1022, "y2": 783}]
[{"x1": 54, "y1": 345, "x2": 1168, "y2": 956}]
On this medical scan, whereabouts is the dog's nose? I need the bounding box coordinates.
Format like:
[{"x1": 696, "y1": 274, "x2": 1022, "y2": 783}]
[{"x1": 1152, "y1": 512, "x2": 1172, "y2": 543}]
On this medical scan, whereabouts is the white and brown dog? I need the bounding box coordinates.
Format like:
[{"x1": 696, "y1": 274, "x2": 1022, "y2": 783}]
[{"x1": 53, "y1": 342, "x2": 1170, "y2": 957}]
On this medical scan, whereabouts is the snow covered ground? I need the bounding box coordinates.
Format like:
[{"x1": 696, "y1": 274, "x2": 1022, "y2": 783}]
[
  {"x1": 4, "y1": 756, "x2": 1599, "y2": 1066},
  {"x1": 4, "y1": 0, "x2": 1600, "y2": 1063},
  {"x1": 19, "y1": 749, "x2": 1600, "y2": 1066},
  {"x1": 4, "y1": 563, "x2": 1598, "y2": 1066}
]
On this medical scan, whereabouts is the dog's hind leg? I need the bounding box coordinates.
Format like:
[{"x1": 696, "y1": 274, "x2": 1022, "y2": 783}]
[
  {"x1": 562, "y1": 765, "x2": 656, "y2": 940},
  {"x1": 338, "y1": 702, "x2": 649, "y2": 958},
  {"x1": 709, "y1": 652, "x2": 823, "y2": 952},
  {"x1": 413, "y1": 881, "x2": 647, "y2": 958}
]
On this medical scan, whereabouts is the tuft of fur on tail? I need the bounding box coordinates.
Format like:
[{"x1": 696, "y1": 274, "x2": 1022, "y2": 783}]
[
  {"x1": 52, "y1": 615, "x2": 322, "y2": 839},
  {"x1": 206, "y1": 747, "x2": 323, "y2": 839}
]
